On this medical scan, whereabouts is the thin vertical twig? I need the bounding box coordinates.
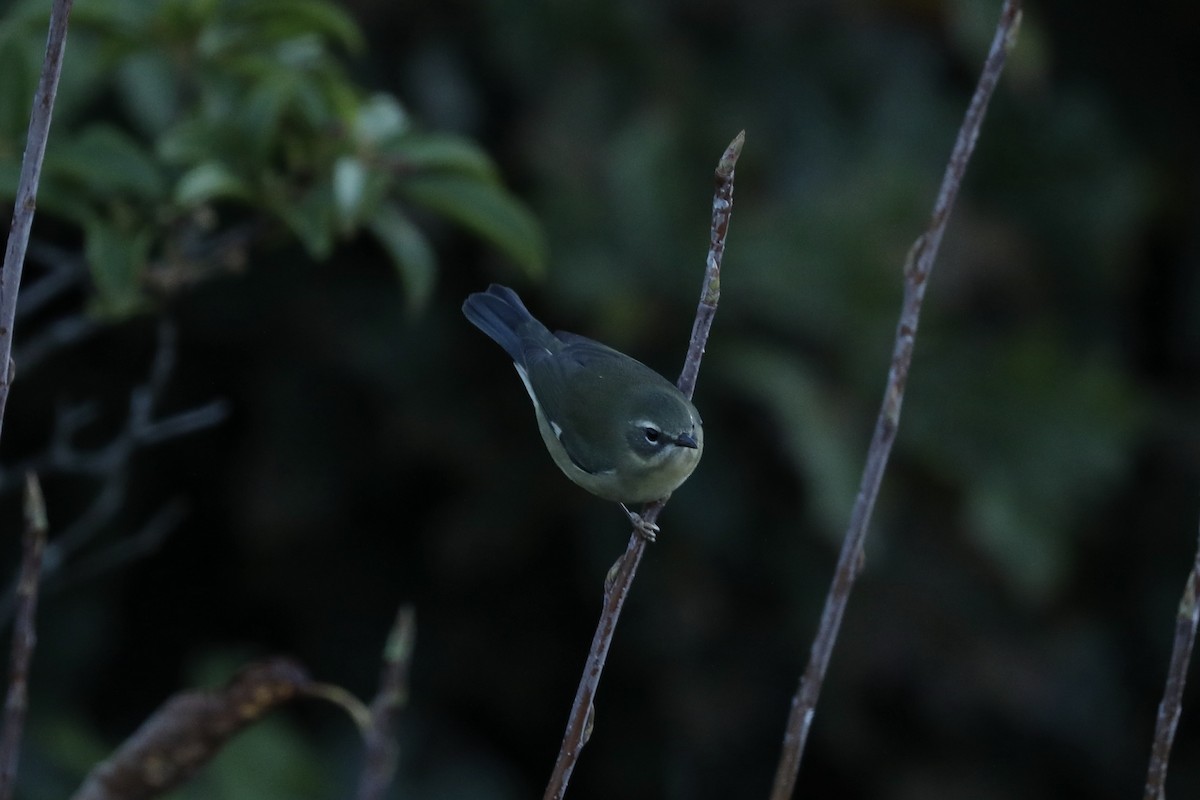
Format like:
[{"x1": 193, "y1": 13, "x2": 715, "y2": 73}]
[
  {"x1": 1142, "y1": 518, "x2": 1200, "y2": 800},
  {"x1": 542, "y1": 130, "x2": 744, "y2": 800},
  {"x1": 767, "y1": 4, "x2": 1022, "y2": 797},
  {"x1": 0, "y1": 0, "x2": 76, "y2": 444},
  {"x1": 356, "y1": 605, "x2": 417, "y2": 800},
  {"x1": 0, "y1": 474, "x2": 49, "y2": 800}
]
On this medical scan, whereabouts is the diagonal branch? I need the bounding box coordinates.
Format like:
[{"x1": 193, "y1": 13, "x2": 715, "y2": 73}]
[
  {"x1": 767, "y1": 3, "x2": 1023, "y2": 797},
  {"x1": 1142, "y1": 517, "x2": 1200, "y2": 800},
  {"x1": 543, "y1": 130, "x2": 744, "y2": 800},
  {"x1": 0, "y1": 0, "x2": 76, "y2": 445}
]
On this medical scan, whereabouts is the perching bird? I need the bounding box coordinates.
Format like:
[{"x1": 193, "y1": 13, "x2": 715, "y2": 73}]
[{"x1": 462, "y1": 284, "x2": 703, "y2": 538}]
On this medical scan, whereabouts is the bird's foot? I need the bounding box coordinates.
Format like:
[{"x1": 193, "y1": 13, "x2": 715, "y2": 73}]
[{"x1": 620, "y1": 503, "x2": 659, "y2": 543}]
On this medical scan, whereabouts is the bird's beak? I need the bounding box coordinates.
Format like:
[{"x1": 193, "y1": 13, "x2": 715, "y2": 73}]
[{"x1": 674, "y1": 432, "x2": 699, "y2": 449}]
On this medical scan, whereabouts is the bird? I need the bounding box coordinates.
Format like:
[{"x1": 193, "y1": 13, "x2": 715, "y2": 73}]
[{"x1": 462, "y1": 284, "x2": 703, "y2": 539}]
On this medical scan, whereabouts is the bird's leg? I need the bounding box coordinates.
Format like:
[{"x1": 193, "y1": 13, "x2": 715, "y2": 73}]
[{"x1": 620, "y1": 503, "x2": 659, "y2": 543}]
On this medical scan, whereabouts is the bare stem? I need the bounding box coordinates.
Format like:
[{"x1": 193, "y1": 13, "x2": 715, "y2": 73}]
[
  {"x1": 767, "y1": 4, "x2": 1022, "y2": 797},
  {"x1": 0, "y1": 474, "x2": 49, "y2": 800},
  {"x1": 542, "y1": 131, "x2": 744, "y2": 800},
  {"x1": 356, "y1": 605, "x2": 417, "y2": 800},
  {"x1": 71, "y1": 658, "x2": 311, "y2": 800},
  {"x1": 1142, "y1": 518, "x2": 1200, "y2": 800},
  {"x1": 0, "y1": 0, "x2": 76, "y2": 445}
]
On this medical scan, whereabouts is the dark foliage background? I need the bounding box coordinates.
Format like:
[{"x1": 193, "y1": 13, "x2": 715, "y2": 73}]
[{"x1": 2, "y1": 0, "x2": 1200, "y2": 798}]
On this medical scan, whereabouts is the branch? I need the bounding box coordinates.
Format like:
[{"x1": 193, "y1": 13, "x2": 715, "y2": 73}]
[
  {"x1": 0, "y1": 471, "x2": 126, "y2": 631},
  {"x1": 0, "y1": 474, "x2": 49, "y2": 800},
  {"x1": 356, "y1": 605, "x2": 417, "y2": 800},
  {"x1": 1142, "y1": 517, "x2": 1200, "y2": 800},
  {"x1": 0, "y1": 321, "x2": 228, "y2": 628},
  {"x1": 767, "y1": 4, "x2": 1022, "y2": 797},
  {"x1": 12, "y1": 315, "x2": 98, "y2": 374},
  {"x1": 69, "y1": 608, "x2": 417, "y2": 800},
  {"x1": 53, "y1": 499, "x2": 188, "y2": 588},
  {"x1": 14, "y1": 242, "x2": 88, "y2": 322},
  {"x1": 543, "y1": 130, "x2": 744, "y2": 800},
  {"x1": 70, "y1": 658, "x2": 312, "y2": 800},
  {"x1": 0, "y1": 0, "x2": 76, "y2": 445}
]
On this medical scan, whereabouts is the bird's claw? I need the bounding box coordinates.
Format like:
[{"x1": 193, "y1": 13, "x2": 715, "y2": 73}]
[{"x1": 621, "y1": 504, "x2": 659, "y2": 542}]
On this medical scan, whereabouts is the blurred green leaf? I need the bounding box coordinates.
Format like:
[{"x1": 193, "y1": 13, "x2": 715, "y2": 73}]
[
  {"x1": 368, "y1": 201, "x2": 437, "y2": 312},
  {"x1": 230, "y1": 0, "x2": 364, "y2": 52},
  {"x1": 69, "y1": 0, "x2": 152, "y2": 31},
  {"x1": 264, "y1": 177, "x2": 335, "y2": 259},
  {"x1": 353, "y1": 93, "x2": 410, "y2": 146},
  {"x1": 175, "y1": 161, "x2": 255, "y2": 206},
  {"x1": 85, "y1": 218, "x2": 152, "y2": 318},
  {"x1": 115, "y1": 51, "x2": 182, "y2": 137},
  {"x1": 0, "y1": 26, "x2": 38, "y2": 142},
  {"x1": 715, "y1": 340, "x2": 863, "y2": 537},
  {"x1": 45, "y1": 125, "x2": 166, "y2": 201},
  {"x1": 384, "y1": 133, "x2": 499, "y2": 182},
  {"x1": 273, "y1": 34, "x2": 326, "y2": 70},
  {"x1": 333, "y1": 154, "x2": 368, "y2": 229},
  {"x1": 399, "y1": 174, "x2": 546, "y2": 277},
  {"x1": 157, "y1": 117, "x2": 216, "y2": 165},
  {"x1": 905, "y1": 329, "x2": 1144, "y2": 600},
  {"x1": 968, "y1": 482, "x2": 1071, "y2": 601},
  {"x1": 156, "y1": 0, "x2": 222, "y2": 30},
  {"x1": 237, "y1": 71, "x2": 300, "y2": 162}
]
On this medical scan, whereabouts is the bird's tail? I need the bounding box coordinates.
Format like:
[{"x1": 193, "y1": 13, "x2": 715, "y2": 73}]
[{"x1": 462, "y1": 284, "x2": 550, "y2": 365}]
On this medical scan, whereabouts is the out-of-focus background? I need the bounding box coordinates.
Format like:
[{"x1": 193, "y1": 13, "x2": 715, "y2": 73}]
[{"x1": 1, "y1": 0, "x2": 1198, "y2": 798}]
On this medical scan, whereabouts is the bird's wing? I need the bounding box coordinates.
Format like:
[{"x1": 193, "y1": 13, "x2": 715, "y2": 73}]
[{"x1": 525, "y1": 337, "x2": 629, "y2": 476}]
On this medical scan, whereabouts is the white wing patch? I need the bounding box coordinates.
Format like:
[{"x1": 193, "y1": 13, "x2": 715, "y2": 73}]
[{"x1": 513, "y1": 363, "x2": 538, "y2": 406}]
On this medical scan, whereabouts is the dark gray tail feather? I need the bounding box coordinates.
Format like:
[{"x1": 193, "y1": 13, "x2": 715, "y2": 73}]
[{"x1": 462, "y1": 284, "x2": 543, "y2": 364}]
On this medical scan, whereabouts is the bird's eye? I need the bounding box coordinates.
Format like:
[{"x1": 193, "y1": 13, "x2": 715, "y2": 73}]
[{"x1": 643, "y1": 427, "x2": 661, "y2": 444}]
